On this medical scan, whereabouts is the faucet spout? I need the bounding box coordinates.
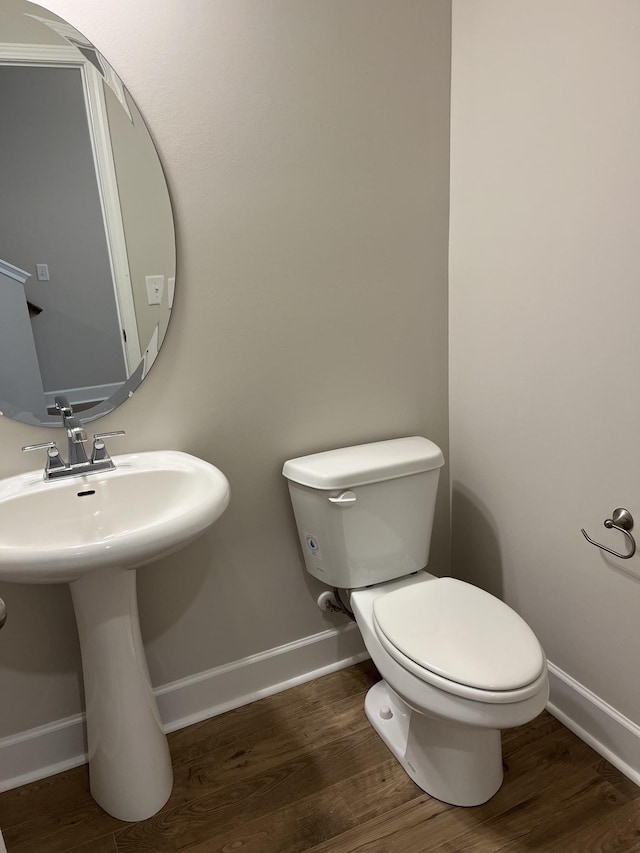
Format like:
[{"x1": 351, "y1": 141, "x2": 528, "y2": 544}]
[
  {"x1": 55, "y1": 396, "x2": 89, "y2": 465},
  {"x1": 66, "y1": 416, "x2": 89, "y2": 465},
  {"x1": 54, "y1": 394, "x2": 73, "y2": 421}
]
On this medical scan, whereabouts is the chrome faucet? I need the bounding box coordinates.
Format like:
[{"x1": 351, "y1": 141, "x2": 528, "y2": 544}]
[
  {"x1": 55, "y1": 395, "x2": 90, "y2": 465},
  {"x1": 22, "y1": 396, "x2": 125, "y2": 480}
]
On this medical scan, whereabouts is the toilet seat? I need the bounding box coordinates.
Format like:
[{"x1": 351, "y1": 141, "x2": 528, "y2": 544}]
[{"x1": 373, "y1": 578, "x2": 546, "y2": 703}]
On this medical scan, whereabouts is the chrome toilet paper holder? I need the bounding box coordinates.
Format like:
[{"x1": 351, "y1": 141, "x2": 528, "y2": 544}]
[{"x1": 581, "y1": 507, "x2": 636, "y2": 560}]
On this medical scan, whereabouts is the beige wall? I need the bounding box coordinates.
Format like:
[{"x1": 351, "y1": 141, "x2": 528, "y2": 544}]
[
  {"x1": 450, "y1": 1, "x2": 640, "y2": 721},
  {"x1": 0, "y1": 0, "x2": 451, "y2": 736}
]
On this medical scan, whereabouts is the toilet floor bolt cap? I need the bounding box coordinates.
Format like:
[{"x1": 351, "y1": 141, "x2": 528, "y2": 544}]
[{"x1": 379, "y1": 706, "x2": 393, "y2": 720}]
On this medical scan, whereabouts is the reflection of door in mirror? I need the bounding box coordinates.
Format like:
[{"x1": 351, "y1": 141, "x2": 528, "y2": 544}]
[
  {"x1": 0, "y1": 259, "x2": 45, "y2": 416},
  {"x1": 0, "y1": 58, "x2": 135, "y2": 418}
]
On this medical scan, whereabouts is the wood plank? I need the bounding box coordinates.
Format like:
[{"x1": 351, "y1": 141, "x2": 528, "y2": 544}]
[
  {"x1": 306, "y1": 723, "x2": 607, "y2": 853},
  {"x1": 306, "y1": 794, "x2": 446, "y2": 853},
  {"x1": 114, "y1": 726, "x2": 390, "y2": 852},
  {"x1": 167, "y1": 688, "x2": 372, "y2": 807},
  {"x1": 537, "y1": 798, "x2": 640, "y2": 853},
  {"x1": 181, "y1": 758, "x2": 425, "y2": 853},
  {"x1": 419, "y1": 726, "x2": 611, "y2": 851},
  {"x1": 167, "y1": 659, "x2": 379, "y2": 768},
  {"x1": 432, "y1": 769, "x2": 621, "y2": 852},
  {"x1": 65, "y1": 834, "x2": 118, "y2": 853},
  {"x1": 592, "y1": 756, "x2": 640, "y2": 801},
  {"x1": 494, "y1": 775, "x2": 640, "y2": 852},
  {"x1": 501, "y1": 709, "x2": 564, "y2": 757},
  {"x1": 0, "y1": 765, "x2": 94, "y2": 831},
  {"x1": 307, "y1": 767, "x2": 611, "y2": 853},
  {"x1": 4, "y1": 797, "x2": 123, "y2": 853}
]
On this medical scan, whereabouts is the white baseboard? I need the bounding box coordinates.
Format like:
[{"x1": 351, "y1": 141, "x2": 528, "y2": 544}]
[
  {"x1": 547, "y1": 661, "x2": 640, "y2": 787},
  {"x1": 0, "y1": 623, "x2": 367, "y2": 794},
  {"x1": 0, "y1": 713, "x2": 87, "y2": 793},
  {"x1": 156, "y1": 620, "x2": 368, "y2": 732}
]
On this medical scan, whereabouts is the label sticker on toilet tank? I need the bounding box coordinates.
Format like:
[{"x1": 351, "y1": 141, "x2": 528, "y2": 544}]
[{"x1": 305, "y1": 534, "x2": 320, "y2": 555}]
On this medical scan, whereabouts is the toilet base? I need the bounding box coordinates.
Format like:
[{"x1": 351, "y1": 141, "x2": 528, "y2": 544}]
[{"x1": 364, "y1": 680, "x2": 504, "y2": 807}]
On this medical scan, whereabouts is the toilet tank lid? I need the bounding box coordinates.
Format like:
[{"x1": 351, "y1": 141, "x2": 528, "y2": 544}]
[{"x1": 282, "y1": 436, "x2": 444, "y2": 489}]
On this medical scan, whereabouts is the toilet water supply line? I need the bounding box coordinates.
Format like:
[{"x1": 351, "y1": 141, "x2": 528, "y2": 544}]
[{"x1": 317, "y1": 588, "x2": 355, "y2": 621}]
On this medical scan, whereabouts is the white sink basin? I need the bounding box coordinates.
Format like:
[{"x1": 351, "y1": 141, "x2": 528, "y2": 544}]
[
  {"x1": 0, "y1": 450, "x2": 230, "y2": 583},
  {"x1": 0, "y1": 449, "x2": 230, "y2": 822}
]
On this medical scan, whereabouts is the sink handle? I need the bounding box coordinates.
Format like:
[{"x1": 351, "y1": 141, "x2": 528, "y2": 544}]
[
  {"x1": 22, "y1": 441, "x2": 66, "y2": 477},
  {"x1": 91, "y1": 430, "x2": 125, "y2": 465},
  {"x1": 93, "y1": 431, "x2": 126, "y2": 442},
  {"x1": 22, "y1": 440, "x2": 57, "y2": 453}
]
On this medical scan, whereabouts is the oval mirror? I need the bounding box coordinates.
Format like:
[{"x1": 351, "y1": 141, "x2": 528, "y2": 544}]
[{"x1": 0, "y1": 0, "x2": 175, "y2": 427}]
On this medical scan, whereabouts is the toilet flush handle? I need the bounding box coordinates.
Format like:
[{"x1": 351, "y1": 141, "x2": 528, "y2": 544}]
[{"x1": 328, "y1": 490, "x2": 357, "y2": 506}]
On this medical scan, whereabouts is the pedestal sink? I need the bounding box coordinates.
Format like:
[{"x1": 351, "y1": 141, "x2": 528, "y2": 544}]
[{"x1": 0, "y1": 450, "x2": 230, "y2": 821}]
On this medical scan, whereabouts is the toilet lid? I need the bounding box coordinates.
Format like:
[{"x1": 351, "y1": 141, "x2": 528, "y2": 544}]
[{"x1": 373, "y1": 578, "x2": 545, "y2": 691}]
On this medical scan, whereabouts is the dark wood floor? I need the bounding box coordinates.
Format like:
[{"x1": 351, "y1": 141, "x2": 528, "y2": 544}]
[{"x1": 1, "y1": 660, "x2": 639, "y2": 852}]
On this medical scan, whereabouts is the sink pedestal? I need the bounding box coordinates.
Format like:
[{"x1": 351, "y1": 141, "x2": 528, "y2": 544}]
[
  {"x1": 0, "y1": 450, "x2": 230, "y2": 821},
  {"x1": 70, "y1": 567, "x2": 173, "y2": 822}
]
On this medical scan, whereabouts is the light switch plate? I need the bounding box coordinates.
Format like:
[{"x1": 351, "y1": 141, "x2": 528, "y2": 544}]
[
  {"x1": 36, "y1": 263, "x2": 49, "y2": 281},
  {"x1": 145, "y1": 275, "x2": 164, "y2": 305}
]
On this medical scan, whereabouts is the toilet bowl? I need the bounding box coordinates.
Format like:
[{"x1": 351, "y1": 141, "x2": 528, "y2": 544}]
[
  {"x1": 350, "y1": 572, "x2": 548, "y2": 806},
  {"x1": 283, "y1": 436, "x2": 550, "y2": 807}
]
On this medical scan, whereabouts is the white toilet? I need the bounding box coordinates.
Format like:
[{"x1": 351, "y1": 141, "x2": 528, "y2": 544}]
[{"x1": 283, "y1": 436, "x2": 549, "y2": 807}]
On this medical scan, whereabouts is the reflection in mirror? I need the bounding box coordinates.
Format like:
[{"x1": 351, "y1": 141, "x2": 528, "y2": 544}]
[{"x1": 0, "y1": 0, "x2": 175, "y2": 426}]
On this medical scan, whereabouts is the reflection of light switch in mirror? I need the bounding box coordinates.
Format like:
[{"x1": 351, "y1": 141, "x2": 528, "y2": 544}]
[
  {"x1": 145, "y1": 275, "x2": 164, "y2": 305},
  {"x1": 36, "y1": 263, "x2": 49, "y2": 281},
  {"x1": 167, "y1": 277, "x2": 175, "y2": 309}
]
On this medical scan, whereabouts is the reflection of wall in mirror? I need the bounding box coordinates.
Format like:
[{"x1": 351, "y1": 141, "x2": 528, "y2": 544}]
[
  {"x1": 0, "y1": 65, "x2": 127, "y2": 401},
  {"x1": 1, "y1": 0, "x2": 64, "y2": 45},
  {"x1": 105, "y1": 87, "x2": 175, "y2": 360}
]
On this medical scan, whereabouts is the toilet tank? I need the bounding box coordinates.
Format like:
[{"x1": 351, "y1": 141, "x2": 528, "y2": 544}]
[{"x1": 282, "y1": 437, "x2": 444, "y2": 589}]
